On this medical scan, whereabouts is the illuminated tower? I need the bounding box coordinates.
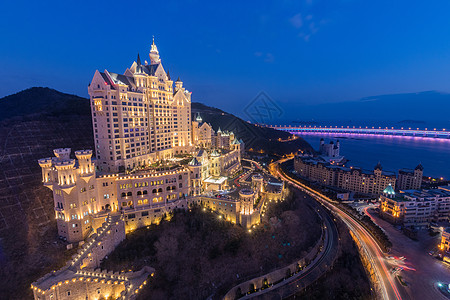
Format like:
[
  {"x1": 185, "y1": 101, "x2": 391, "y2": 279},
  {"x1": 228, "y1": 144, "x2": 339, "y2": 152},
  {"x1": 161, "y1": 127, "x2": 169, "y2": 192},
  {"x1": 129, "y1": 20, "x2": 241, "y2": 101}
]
[
  {"x1": 252, "y1": 174, "x2": 264, "y2": 195},
  {"x1": 38, "y1": 148, "x2": 98, "y2": 243},
  {"x1": 75, "y1": 150, "x2": 94, "y2": 177},
  {"x1": 149, "y1": 37, "x2": 161, "y2": 64},
  {"x1": 187, "y1": 157, "x2": 202, "y2": 196}
]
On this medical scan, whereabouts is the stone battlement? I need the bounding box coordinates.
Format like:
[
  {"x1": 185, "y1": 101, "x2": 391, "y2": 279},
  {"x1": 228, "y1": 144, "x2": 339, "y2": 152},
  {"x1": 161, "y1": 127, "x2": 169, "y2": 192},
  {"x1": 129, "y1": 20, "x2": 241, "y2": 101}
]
[
  {"x1": 38, "y1": 158, "x2": 52, "y2": 167},
  {"x1": 75, "y1": 149, "x2": 93, "y2": 158},
  {"x1": 54, "y1": 159, "x2": 76, "y2": 168}
]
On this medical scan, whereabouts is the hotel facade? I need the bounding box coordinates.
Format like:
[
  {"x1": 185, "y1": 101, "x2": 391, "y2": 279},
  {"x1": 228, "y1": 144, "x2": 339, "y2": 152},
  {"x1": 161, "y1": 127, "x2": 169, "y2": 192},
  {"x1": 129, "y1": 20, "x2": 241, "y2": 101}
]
[
  {"x1": 294, "y1": 154, "x2": 396, "y2": 196},
  {"x1": 294, "y1": 139, "x2": 423, "y2": 196},
  {"x1": 380, "y1": 186, "x2": 450, "y2": 227},
  {"x1": 32, "y1": 39, "x2": 289, "y2": 300},
  {"x1": 88, "y1": 39, "x2": 192, "y2": 174}
]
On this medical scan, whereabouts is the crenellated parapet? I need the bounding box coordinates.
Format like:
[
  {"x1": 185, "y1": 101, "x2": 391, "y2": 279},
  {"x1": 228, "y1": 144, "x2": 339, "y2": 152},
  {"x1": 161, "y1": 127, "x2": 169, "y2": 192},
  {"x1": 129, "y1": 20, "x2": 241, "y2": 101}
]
[
  {"x1": 75, "y1": 150, "x2": 94, "y2": 177},
  {"x1": 54, "y1": 159, "x2": 77, "y2": 187},
  {"x1": 38, "y1": 158, "x2": 53, "y2": 185},
  {"x1": 74, "y1": 149, "x2": 93, "y2": 158},
  {"x1": 239, "y1": 188, "x2": 255, "y2": 216},
  {"x1": 53, "y1": 148, "x2": 71, "y2": 161},
  {"x1": 31, "y1": 265, "x2": 153, "y2": 300}
]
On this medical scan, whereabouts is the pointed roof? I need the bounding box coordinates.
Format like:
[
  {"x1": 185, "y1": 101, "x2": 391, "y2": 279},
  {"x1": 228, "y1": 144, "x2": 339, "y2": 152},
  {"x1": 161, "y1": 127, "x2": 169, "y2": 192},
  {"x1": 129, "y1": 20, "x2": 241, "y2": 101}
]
[
  {"x1": 196, "y1": 113, "x2": 203, "y2": 123},
  {"x1": 137, "y1": 53, "x2": 141, "y2": 65},
  {"x1": 196, "y1": 149, "x2": 205, "y2": 157},
  {"x1": 415, "y1": 163, "x2": 424, "y2": 171},
  {"x1": 217, "y1": 127, "x2": 222, "y2": 133},
  {"x1": 150, "y1": 36, "x2": 159, "y2": 53},
  {"x1": 239, "y1": 139, "x2": 244, "y2": 144},
  {"x1": 374, "y1": 162, "x2": 382, "y2": 170},
  {"x1": 166, "y1": 69, "x2": 171, "y2": 80},
  {"x1": 134, "y1": 53, "x2": 145, "y2": 74},
  {"x1": 232, "y1": 138, "x2": 240, "y2": 145},
  {"x1": 211, "y1": 149, "x2": 220, "y2": 157},
  {"x1": 176, "y1": 77, "x2": 182, "y2": 82},
  {"x1": 189, "y1": 157, "x2": 201, "y2": 166},
  {"x1": 383, "y1": 184, "x2": 395, "y2": 195}
]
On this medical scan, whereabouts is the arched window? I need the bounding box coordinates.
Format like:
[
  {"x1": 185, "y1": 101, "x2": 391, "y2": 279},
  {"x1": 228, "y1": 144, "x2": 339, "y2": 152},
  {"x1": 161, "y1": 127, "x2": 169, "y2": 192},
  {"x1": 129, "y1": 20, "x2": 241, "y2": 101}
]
[
  {"x1": 172, "y1": 185, "x2": 176, "y2": 190},
  {"x1": 137, "y1": 191, "x2": 142, "y2": 196},
  {"x1": 166, "y1": 186, "x2": 171, "y2": 191},
  {"x1": 121, "y1": 192, "x2": 126, "y2": 198},
  {"x1": 158, "y1": 188, "x2": 162, "y2": 193},
  {"x1": 127, "y1": 191, "x2": 132, "y2": 197},
  {"x1": 143, "y1": 190, "x2": 148, "y2": 195},
  {"x1": 152, "y1": 189, "x2": 157, "y2": 194},
  {"x1": 179, "y1": 175, "x2": 182, "y2": 180}
]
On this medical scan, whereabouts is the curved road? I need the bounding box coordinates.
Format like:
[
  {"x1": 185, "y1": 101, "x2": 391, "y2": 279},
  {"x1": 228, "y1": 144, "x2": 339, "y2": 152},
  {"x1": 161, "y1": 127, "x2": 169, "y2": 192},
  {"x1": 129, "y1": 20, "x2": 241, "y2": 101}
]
[
  {"x1": 270, "y1": 158, "x2": 404, "y2": 300},
  {"x1": 245, "y1": 195, "x2": 338, "y2": 300}
]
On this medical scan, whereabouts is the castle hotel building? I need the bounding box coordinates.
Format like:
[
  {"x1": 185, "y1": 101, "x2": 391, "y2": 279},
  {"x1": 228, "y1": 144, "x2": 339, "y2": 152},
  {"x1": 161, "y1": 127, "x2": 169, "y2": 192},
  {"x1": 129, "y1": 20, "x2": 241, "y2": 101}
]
[
  {"x1": 88, "y1": 38, "x2": 191, "y2": 173},
  {"x1": 38, "y1": 39, "x2": 247, "y2": 245},
  {"x1": 34, "y1": 39, "x2": 286, "y2": 300}
]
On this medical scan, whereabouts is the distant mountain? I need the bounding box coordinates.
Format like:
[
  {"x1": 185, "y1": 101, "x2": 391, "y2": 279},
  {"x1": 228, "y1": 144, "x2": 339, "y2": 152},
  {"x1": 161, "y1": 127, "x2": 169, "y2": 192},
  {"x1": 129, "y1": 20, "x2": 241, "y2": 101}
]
[
  {"x1": 192, "y1": 102, "x2": 313, "y2": 154},
  {"x1": 285, "y1": 91, "x2": 450, "y2": 126},
  {"x1": 0, "y1": 88, "x2": 93, "y2": 299},
  {"x1": 0, "y1": 87, "x2": 90, "y2": 121}
]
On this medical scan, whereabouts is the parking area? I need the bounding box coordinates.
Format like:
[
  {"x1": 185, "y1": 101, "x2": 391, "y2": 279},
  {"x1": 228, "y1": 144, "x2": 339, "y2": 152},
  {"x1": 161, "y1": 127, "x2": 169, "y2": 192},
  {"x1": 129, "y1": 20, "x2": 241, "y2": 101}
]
[{"x1": 365, "y1": 207, "x2": 450, "y2": 300}]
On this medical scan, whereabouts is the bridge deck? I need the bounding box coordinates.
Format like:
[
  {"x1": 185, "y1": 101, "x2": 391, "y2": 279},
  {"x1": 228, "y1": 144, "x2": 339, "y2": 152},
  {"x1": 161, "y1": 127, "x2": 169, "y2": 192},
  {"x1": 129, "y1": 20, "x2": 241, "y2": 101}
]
[{"x1": 269, "y1": 126, "x2": 450, "y2": 139}]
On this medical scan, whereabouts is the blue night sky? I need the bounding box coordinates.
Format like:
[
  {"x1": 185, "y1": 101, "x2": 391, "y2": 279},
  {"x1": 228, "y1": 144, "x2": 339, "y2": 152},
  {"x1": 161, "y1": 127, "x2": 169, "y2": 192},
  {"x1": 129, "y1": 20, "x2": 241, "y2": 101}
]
[{"x1": 1, "y1": 0, "x2": 450, "y2": 119}]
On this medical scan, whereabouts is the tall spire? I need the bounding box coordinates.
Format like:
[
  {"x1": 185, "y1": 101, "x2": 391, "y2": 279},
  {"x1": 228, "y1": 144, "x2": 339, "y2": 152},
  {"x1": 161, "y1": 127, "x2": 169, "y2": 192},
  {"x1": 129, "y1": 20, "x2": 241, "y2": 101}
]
[
  {"x1": 149, "y1": 36, "x2": 160, "y2": 64},
  {"x1": 375, "y1": 161, "x2": 382, "y2": 170},
  {"x1": 137, "y1": 53, "x2": 141, "y2": 65},
  {"x1": 151, "y1": 35, "x2": 159, "y2": 54},
  {"x1": 134, "y1": 53, "x2": 144, "y2": 74}
]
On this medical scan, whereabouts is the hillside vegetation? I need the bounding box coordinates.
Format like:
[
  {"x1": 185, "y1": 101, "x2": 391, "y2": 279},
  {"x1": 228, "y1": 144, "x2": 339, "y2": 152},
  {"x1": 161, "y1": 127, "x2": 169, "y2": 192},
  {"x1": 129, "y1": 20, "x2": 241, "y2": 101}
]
[{"x1": 192, "y1": 102, "x2": 313, "y2": 154}]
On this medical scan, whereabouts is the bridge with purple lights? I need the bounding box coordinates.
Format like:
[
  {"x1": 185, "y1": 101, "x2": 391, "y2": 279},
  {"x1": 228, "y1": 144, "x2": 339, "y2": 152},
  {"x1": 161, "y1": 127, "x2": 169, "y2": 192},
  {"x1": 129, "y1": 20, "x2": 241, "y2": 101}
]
[{"x1": 269, "y1": 125, "x2": 450, "y2": 140}]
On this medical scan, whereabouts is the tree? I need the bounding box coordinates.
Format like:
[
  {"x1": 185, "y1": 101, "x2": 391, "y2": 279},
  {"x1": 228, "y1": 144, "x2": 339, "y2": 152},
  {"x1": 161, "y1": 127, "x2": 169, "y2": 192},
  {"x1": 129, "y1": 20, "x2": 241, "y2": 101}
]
[
  {"x1": 286, "y1": 268, "x2": 292, "y2": 278},
  {"x1": 235, "y1": 287, "x2": 243, "y2": 299},
  {"x1": 262, "y1": 277, "x2": 269, "y2": 288}
]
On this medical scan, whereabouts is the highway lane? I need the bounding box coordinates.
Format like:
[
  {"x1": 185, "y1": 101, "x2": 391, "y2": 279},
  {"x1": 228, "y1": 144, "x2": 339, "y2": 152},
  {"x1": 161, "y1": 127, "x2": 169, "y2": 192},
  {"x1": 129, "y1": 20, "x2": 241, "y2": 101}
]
[
  {"x1": 269, "y1": 158, "x2": 404, "y2": 300},
  {"x1": 251, "y1": 195, "x2": 339, "y2": 300},
  {"x1": 364, "y1": 207, "x2": 450, "y2": 300}
]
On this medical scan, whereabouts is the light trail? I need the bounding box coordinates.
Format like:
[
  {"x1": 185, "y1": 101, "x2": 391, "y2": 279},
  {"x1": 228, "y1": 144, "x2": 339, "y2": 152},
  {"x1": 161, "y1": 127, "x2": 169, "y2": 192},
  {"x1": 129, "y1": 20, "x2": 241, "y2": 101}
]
[{"x1": 270, "y1": 158, "x2": 403, "y2": 300}]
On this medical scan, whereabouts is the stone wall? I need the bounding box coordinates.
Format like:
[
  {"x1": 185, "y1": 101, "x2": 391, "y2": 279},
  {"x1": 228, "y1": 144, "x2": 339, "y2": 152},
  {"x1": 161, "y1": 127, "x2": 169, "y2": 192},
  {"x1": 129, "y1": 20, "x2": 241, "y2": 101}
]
[{"x1": 223, "y1": 227, "x2": 325, "y2": 300}]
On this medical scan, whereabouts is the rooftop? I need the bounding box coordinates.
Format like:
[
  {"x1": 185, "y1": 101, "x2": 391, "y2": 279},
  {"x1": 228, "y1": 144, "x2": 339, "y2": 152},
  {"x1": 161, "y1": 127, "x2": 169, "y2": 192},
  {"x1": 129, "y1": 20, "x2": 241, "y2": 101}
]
[{"x1": 204, "y1": 176, "x2": 228, "y2": 185}]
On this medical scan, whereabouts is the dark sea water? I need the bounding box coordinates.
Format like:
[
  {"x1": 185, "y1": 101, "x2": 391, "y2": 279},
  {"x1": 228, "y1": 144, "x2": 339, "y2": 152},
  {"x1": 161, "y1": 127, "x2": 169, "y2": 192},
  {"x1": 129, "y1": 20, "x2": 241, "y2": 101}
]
[{"x1": 297, "y1": 133, "x2": 450, "y2": 179}]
